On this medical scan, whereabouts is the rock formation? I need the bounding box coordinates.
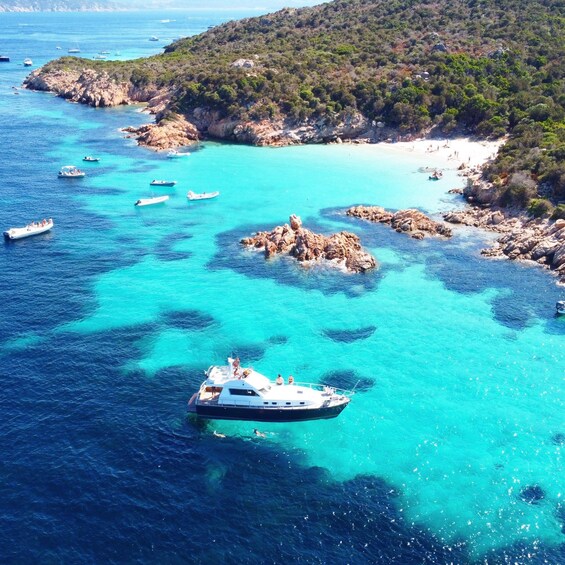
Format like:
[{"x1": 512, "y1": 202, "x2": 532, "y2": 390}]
[
  {"x1": 346, "y1": 206, "x2": 452, "y2": 239},
  {"x1": 123, "y1": 114, "x2": 199, "y2": 150},
  {"x1": 443, "y1": 209, "x2": 565, "y2": 284},
  {"x1": 240, "y1": 214, "x2": 376, "y2": 273}
]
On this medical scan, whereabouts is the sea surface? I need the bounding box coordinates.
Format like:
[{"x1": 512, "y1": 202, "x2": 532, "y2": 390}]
[{"x1": 0, "y1": 10, "x2": 564, "y2": 565}]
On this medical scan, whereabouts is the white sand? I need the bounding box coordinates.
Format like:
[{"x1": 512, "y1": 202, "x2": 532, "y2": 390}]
[{"x1": 374, "y1": 137, "x2": 506, "y2": 170}]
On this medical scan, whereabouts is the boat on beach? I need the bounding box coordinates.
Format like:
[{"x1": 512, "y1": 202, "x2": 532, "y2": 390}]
[
  {"x1": 134, "y1": 195, "x2": 169, "y2": 207},
  {"x1": 557, "y1": 301, "x2": 565, "y2": 315},
  {"x1": 83, "y1": 156, "x2": 100, "y2": 162},
  {"x1": 58, "y1": 165, "x2": 85, "y2": 178},
  {"x1": 187, "y1": 190, "x2": 219, "y2": 201},
  {"x1": 4, "y1": 218, "x2": 53, "y2": 240},
  {"x1": 150, "y1": 179, "x2": 177, "y2": 187},
  {"x1": 187, "y1": 358, "x2": 353, "y2": 422}
]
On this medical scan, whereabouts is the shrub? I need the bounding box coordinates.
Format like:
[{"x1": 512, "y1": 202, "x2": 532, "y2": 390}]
[
  {"x1": 550, "y1": 204, "x2": 565, "y2": 220},
  {"x1": 527, "y1": 198, "x2": 554, "y2": 218}
]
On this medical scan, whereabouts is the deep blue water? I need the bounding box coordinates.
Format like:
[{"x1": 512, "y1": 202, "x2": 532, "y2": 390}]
[{"x1": 0, "y1": 10, "x2": 564, "y2": 565}]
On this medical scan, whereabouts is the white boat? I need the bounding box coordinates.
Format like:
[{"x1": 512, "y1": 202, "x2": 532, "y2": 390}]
[
  {"x1": 4, "y1": 218, "x2": 53, "y2": 240},
  {"x1": 68, "y1": 48, "x2": 80, "y2": 54},
  {"x1": 166, "y1": 149, "x2": 189, "y2": 159},
  {"x1": 187, "y1": 190, "x2": 220, "y2": 201},
  {"x1": 134, "y1": 195, "x2": 169, "y2": 207},
  {"x1": 23, "y1": 58, "x2": 33, "y2": 67},
  {"x1": 187, "y1": 358, "x2": 353, "y2": 422},
  {"x1": 58, "y1": 165, "x2": 85, "y2": 178},
  {"x1": 150, "y1": 179, "x2": 177, "y2": 187},
  {"x1": 83, "y1": 156, "x2": 100, "y2": 162},
  {"x1": 557, "y1": 301, "x2": 565, "y2": 315},
  {"x1": 149, "y1": 36, "x2": 159, "y2": 41},
  {"x1": 93, "y1": 54, "x2": 106, "y2": 60}
]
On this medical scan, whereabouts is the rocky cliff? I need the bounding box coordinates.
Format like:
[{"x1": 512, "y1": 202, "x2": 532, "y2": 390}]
[{"x1": 241, "y1": 214, "x2": 377, "y2": 273}]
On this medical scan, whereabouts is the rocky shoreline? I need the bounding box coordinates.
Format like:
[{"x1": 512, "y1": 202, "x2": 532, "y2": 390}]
[
  {"x1": 23, "y1": 68, "x2": 408, "y2": 149},
  {"x1": 347, "y1": 206, "x2": 453, "y2": 239},
  {"x1": 241, "y1": 214, "x2": 377, "y2": 273},
  {"x1": 443, "y1": 208, "x2": 565, "y2": 285}
]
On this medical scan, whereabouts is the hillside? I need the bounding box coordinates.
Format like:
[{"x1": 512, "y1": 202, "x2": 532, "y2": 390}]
[{"x1": 25, "y1": 0, "x2": 565, "y2": 213}]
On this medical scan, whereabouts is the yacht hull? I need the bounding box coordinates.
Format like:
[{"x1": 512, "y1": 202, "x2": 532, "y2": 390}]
[{"x1": 189, "y1": 402, "x2": 348, "y2": 422}]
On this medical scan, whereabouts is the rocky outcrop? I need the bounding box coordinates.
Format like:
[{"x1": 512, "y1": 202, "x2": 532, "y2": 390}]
[
  {"x1": 347, "y1": 206, "x2": 452, "y2": 239},
  {"x1": 443, "y1": 209, "x2": 565, "y2": 284},
  {"x1": 241, "y1": 214, "x2": 377, "y2": 273},
  {"x1": 24, "y1": 68, "x2": 140, "y2": 107},
  {"x1": 123, "y1": 114, "x2": 199, "y2": 150}
]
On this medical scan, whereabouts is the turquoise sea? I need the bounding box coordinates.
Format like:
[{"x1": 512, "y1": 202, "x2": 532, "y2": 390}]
[{"x1": 0, "y1": 10, "x2": 564, "y2": 564}]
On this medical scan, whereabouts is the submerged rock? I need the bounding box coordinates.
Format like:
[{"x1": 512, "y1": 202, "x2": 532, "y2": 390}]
[
  {"x1": 519, "y1": 485, "x2": 546, "y2": 504},
  {"x1": 347, "y1": 205, "x2": 452, "y2": 238},
  {"x1": 322, "y1": 326, "x2": 377, "y2": 343},
  {"x1": 241, "y1": 214, "x2": 377, "y2": 273}
]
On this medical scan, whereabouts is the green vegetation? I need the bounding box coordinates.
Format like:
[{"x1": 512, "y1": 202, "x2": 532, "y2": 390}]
[{"x1": 39, "y1": 0, "x2": 565, "y2": 210}]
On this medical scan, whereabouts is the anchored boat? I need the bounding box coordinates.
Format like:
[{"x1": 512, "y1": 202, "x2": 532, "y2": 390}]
[
  {"x1": 4, "y1": 218, "x2": 53, "y2": 240},
  {"x1": 557, "y1": 301, "x2": 565, "y2": 316},
  {"x1": 187, "y1": 190, "x2": 219, "y2": 201},
  {"x1": 187, "y1": 358, "x2": 353, "y2": 422},
  {"x1": 134, "y1": 195, "x2": 169, "y2": 207},
  {"x1": 150, "y1": 180, "x2": 177, "y2": 187},
  {"x1": 58, "y1": 165, "x2": 85, "y2": 178}
]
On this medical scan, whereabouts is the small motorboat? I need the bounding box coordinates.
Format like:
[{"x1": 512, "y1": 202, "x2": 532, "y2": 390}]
[
  {"x1": 4, "y1": 218, "x2": 53, "y2": 240},
  {"x1": 58, "y1": 165, "x2": 85, "y2": 178},
  {"x1": 83, "y1": 156, "x2": 100, "y2": 162},
  {"x1": 149, "y1": 36, "x2": 159, "y2": 41},
  {"x1": 134, "y1": 195, "x2": 169, "y2": 207},
  {"x1": 557, "y1": 301, "x2": 565, "y2": 316},
  {"x1": 68, "y1": 48, "x2": 80, "y2": 54},
  {"x1": 0, "y1": 56, "x2": 10, "y2": 63},
  {"x1": 187, "y1": 358, "x2": 353, "y2": 422},
  {"x1": 23, "y1": 58, "x2": 33, "y2": 67},
  {"x1": 93, "y1": 54, "x2": 107, "y2": 60},
  {"x1": 150, "y1": 179, "x2": 177, "y2": 187},
  {"x1": 187, "y1": 190, "x2": 220, "y2": 201},
  {"x1": 166, "y1": 150, "x2": 189, "y2": 159}
]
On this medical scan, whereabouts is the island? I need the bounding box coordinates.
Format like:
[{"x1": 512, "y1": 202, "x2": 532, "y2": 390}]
[
  {"x1": 0, "y1": 0, "x2": 119, "y2": 11},
  {"x1": 22, "y1": 0, "x2": 565, "y2": 282}
]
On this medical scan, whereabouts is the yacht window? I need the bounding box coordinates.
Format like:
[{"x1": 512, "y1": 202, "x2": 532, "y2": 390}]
[
  {"x1": 286, "y1": 402, "x2": 291, "y2": 405},
  {"x1": 229, "y1": 389, "x2": 258, "y2": 396},
  {"x1": 300, "y1": 402, "x2": 305, "y2": 405},
  {"x1": 271, "y1": 402, "x2": 277, "y2": 405}
]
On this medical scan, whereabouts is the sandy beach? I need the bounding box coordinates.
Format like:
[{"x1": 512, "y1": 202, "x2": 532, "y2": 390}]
[{"x1": 377, "y1": 137, "x2": 506, "y2": 171}]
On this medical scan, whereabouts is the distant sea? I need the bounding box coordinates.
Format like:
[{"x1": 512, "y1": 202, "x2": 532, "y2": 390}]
[{"x1": 0, "y1": 10, "x2": 563, "y2": 564}]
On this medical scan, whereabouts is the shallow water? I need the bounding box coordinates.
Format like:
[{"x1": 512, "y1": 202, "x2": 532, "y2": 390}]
[{"x1": 0, "y1": 10, "x2": 564, "y2": 564}]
